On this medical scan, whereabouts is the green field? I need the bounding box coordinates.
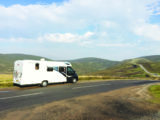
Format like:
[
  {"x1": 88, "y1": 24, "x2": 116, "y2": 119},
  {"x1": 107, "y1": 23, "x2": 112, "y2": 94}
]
[{"x1": 148, "y1": 85, "x2": 160, "y2": 104}]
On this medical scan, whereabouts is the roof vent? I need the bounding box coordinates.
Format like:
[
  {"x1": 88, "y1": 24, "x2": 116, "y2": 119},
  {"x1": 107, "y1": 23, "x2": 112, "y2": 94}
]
[
  {"x1": 65, "y1": 62, "x2": 70, "y2": 65},
  {"x1": 40, "y1": 58, "x2": 45, "y2": 61}
]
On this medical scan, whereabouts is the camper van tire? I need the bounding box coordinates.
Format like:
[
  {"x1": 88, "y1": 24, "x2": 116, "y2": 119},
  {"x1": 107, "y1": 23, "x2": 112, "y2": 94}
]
[
  {"x1": 72, "y1": 78, "x2": 77, "y2": 83},
  {"x1": 41, "y1": 81, "x2": 48, "y2": 87}
]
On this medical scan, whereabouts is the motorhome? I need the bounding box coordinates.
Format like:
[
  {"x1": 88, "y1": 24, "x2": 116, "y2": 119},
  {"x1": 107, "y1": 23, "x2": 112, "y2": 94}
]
[{"x1": 13, "y1": 59, "x2": 78, "y2": 87}]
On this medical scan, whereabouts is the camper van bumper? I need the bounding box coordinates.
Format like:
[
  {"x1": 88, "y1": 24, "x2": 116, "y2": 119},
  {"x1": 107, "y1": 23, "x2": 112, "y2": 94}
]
[
  {"x1": 13, "y1": 83, "x2": 21, "y2": 87},
  {"x1": 13, "y1": 83, "x2": 28, "y2": 87},
  {"x1": 13, "y1": 82, "x2": 41, "y2": 87}
]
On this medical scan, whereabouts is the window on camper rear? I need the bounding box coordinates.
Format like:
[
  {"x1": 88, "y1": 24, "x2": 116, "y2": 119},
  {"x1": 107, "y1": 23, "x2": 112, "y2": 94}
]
[
  {"x1": 35, "y1": 63, "x2": 39, "y2": 70},
  {"x1": 47, "y1": 67, "x2": 53, "y2": 72}
]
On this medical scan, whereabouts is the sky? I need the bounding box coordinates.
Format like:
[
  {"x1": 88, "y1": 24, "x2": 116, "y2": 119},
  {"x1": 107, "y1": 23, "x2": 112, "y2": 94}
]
[{"x1": 0, "y1": 0, "x2": 160, "y2": 60}]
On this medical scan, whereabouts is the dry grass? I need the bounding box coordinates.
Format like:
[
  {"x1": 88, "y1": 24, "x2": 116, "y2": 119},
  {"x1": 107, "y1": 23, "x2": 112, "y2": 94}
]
[
  {"x1": 0, "y1": 74, "x2": 13, "y2": 88},
  {"x1": 78, "y1": 75, "x2": 157, "y2": 81}
]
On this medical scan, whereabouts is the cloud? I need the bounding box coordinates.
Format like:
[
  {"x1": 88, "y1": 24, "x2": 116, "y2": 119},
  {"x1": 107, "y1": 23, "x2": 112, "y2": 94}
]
[
  {"x1": 97, "y1": 43, "x2": 134, "y2": 47},
  {"x1": 0, "y1": 0, "x2": 160, "y2": 45},
  {"x1": 38, "y1": 32, "x2": 94, "y2": 43},
  {"x1": 0, "y1": 37, "x2": 34, "y2": 42},
  {"x1": 133, "y1": 23, "x2": 160, "y2": 41},
  {"x1": 39, "y1": 33, "x2": 77, "y2": 43},
  {"x1": 0, "y1": 32, "x2": 94, "y2": 44}
]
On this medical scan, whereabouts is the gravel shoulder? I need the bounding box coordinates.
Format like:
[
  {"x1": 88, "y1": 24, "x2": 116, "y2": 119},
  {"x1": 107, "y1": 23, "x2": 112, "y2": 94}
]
[{"x1": 1, "y1": 83, "x2": 160, "y2": 120}]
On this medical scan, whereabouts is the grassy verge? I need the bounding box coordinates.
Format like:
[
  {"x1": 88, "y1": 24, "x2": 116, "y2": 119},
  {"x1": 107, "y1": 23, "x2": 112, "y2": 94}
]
[
  {"x1": 148, "y1": 85, "x2": 160, "y2": 104},
  {"x1": 79, "y1": 76, "x2": 130, "y2": 80},
  {"x1": 78, "y1": 75, "x2": 157, "y2": 81},
  {"x1": 0, "y1": 74, "x2": 13, "y2": 88},
  {"x1": 0, "y1": 74, "x2": 159, "y2": 88}
]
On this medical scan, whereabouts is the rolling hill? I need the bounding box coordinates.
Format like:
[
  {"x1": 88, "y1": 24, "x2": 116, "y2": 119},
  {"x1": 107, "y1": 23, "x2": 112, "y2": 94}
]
[
  {"x1": 0, "y1": 54, "x2": 51, "y2": 74},
  {"x1": 0, "y1": 54, "x2": 119, "y2": 74},
  {"x1": 92, "y1": 61, "x2": 147, "y2": 77},
  {"x1": 70, "y1": 57, "x2": 119, "y2": 75},
  {"x1": 92, "y1": 56, "x2": 160, "y2": 77},
  {"x1": 140, "y1": 55, "x2": 160, "y2": 62},
  {"x1": 0, "y1": 54, "x2": 160, "y2": 77}
]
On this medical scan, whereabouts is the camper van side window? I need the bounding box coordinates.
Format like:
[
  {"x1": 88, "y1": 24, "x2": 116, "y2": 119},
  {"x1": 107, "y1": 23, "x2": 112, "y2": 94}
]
[
  {"x1": 35, "y1": 63, "x2": 39, "y2": 70},
  {"x1": 53, "y1": 67, "x2": 58, "y2": 71},
  {"x1": 47, "y1": 67, "x2": 53, "y2": 72}
]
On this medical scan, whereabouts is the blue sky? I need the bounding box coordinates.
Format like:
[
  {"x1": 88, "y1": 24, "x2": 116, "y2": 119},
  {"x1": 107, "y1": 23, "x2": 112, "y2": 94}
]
[
  {"x1": 0, "y1": 0, "x2": 66, "y2": 6},
  {"x1": 0, "y1": 0, "x2": 160, "y2": 60}
]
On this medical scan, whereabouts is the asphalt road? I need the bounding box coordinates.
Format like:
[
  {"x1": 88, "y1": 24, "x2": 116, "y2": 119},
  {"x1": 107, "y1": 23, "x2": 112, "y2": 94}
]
[{"x1": 0, "y1": 80, "x2": 159, "y2": 113}]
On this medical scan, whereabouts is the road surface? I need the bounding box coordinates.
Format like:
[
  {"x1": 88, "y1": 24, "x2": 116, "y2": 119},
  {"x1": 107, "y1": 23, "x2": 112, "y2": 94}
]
[{"x1": 0, "y1": 80, "x2": 159, "y2": 113}]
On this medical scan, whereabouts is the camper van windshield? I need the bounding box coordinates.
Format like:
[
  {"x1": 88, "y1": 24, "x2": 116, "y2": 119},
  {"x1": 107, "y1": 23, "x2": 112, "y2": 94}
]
[{"x1": 67, "y1": 67, "x2": 75, "y2": 75}]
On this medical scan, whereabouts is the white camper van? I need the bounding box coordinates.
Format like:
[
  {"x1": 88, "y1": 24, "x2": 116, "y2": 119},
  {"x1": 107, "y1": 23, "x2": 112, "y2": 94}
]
[{"x1": 13, "y1": 59, "x2": 78, "y2": 87}]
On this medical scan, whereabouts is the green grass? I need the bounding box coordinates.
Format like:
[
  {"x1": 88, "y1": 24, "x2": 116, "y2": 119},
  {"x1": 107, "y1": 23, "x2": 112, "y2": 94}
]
[
  {"x1": 148, "y1": 85, "x2": 160, "y2": 104},
  {"x1": 0, "y1": 74, "x2": 13, "y2": 88}
]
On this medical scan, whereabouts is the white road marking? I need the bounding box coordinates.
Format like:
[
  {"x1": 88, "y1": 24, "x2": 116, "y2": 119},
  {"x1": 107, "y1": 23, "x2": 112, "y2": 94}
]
[
  {"x1": 0, "y1": 92, "x2": 43, "y2": 100},
  {"x1": 72, "y1": 83, "x2": 111, "y2": 89}
]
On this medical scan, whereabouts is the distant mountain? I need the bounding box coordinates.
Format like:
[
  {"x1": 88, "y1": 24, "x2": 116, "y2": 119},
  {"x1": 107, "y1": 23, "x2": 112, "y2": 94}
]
[
  {"x1": 0, "y1": 54, "x2": 51, "y2": 73},
  {"x1": 70, "y1": 57, "x2": 120, "y2": 75},
  {"x1": 140, "y1": 55, "x2": 160, "y2": 62}
]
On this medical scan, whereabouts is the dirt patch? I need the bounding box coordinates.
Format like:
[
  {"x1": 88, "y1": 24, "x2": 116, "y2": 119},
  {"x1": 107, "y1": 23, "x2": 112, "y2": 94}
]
[{"x1": 1, "y1": 84, "x2": 160, "y2": 120}]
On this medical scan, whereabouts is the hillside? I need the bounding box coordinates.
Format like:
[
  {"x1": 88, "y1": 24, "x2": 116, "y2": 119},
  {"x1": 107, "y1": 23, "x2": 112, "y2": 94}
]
[
  {"x1": 70, "y1": 57, "x2": 119, "y2": 75},
  {"x1": 140, "y1": 55, "x2": 160, "y2": 62},
  {"x1": 92, "y1": 57, "x2": 160, "y2": 77},
  {"x1": 0, "y1": 54, "x2": 160, "y2": 77},
  {"x1": 139, "y1": 62, "x2": 160, "y2": 74},
  {"x1": 0, "y1": 54, "x2": 51, "y2": 74},
  {"x1": 129, "y1": 57, "x2": 160, "y2": 74},
  {"x1": 92, "y1": 62, "x2": 147, "y2": 77},
  {"x1": 0, "y1": 54, "x2": 119, "y2": 74}
]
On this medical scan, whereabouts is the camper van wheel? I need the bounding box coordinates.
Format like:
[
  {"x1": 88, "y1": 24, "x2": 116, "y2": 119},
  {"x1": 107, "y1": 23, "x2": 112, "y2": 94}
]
[
  {"x1": 72, "y1": 78, "x2": 77, "y2": 83},
  {"x1": 41, "y1": 81, "x2": 48, "y2": 87}
]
